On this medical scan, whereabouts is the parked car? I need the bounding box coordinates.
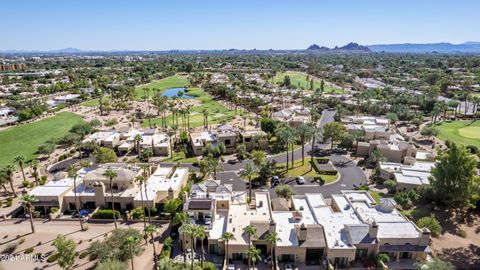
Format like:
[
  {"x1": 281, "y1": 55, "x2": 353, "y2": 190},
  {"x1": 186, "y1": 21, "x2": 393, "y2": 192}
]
[
  {"x1": 296, "y1": 176, "x2": 305, "y2": 185},
  {"x1": 227, "y1": 159, "x2": 238, "y2": 164},
  {"x1": 271, "y1": 175, "x2": 280, "y2": 186},
  {"x1": 228, "y1": 264, "x2": 235, "y2": 270},
  {"x1": 246, "y1": 181, "x2": 261, "y2": 188},
  {"x1": 332, "y1": 148, "x2": 347, "y2": 154}
]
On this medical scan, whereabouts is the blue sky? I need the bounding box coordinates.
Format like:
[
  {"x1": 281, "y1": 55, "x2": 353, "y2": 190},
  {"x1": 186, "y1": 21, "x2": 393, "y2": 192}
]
[{"x1": 2, "y1": 0, "x2": 479, "y2": 50}]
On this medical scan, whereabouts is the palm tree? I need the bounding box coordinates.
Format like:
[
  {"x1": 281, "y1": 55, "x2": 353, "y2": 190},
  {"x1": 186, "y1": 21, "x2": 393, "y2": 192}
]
[
  {"x1": 296, "y1": 124, "x2": 314, "y2": 165},
  {"x1": 167, "y1": 130, "x2": 176, "y2": 158},
  {"x1": 351, "y1": 129, "x2": 365, "y2": 159},
  {"x1": 239, "y1": 162, "x2": 258, "y2": 203},
  {"x1": 139, "y1": 164, "x2": 152, "y2": 222},
  {"x1": 22, "y1": 194, "x2": 38, "y2": 233},
  {"x1": 201, "y1": 108, "x2": 210, "y2": 129},
  {"x1": 126, "y1": 236, "x2": 137, "y2": 270},
  {"x1": 177, "y1": 216, "x2": 192, "y2": 263},
  {"x1": 134, "y1": 134, "x2": 143, "y2": 155},
  {"x1": 242, "y1": 225, "x2": 257, "y2": 248},
  {"x1": 182, "y1": 223, "x2": 199, "y2": 270},
  {"x1": 276, "y1": 126, "x2": 294, "y2": 171},
  {"x1": 265, "y1": 231, "x2": 281, "y2": 270},
  {"x1": 0, "y1": 170, "x2": 9, "y2": 193},
  {"x1": 14, "y1": 155, "x2": 27, "y2": 183},
  {"x1": 144, "y1": 225, "x2": 158, "y2": 269},
  {"x1": 206, "y1": 154, "x2": 223, "y2": 179},
  {"x1": 30, "y1": 159, "x2": 40, "y2": 186},
  {"x1": 67, "y1": 166, "x2": 84, "y2": 231},
  {"x1": 220, "y1": 232, "x2": 236, "y2": 264},
  {"x1": 196, "y1": 226, "x2": 208, "y2": 268},
  {"x1": 102, "y1": 169, "x2": 118, "y2": 229},
  {"x1": 310, "y1": 127, "x2": 323, "y2": 169},
  {"x1": 2, "y1": 164, "x2": 17, "y2": 197},
  {"x1": 135, "y1": 175, "x2": 147, "y2": 230},
  {"x1": 246, "y1": 246, "x2": 261, "y2": 270}
]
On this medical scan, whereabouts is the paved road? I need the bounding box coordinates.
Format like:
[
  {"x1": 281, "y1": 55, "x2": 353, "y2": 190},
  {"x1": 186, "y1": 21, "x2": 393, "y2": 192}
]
[{"x1": 162, "y1": 109, "x2": 366, "y2": 197}]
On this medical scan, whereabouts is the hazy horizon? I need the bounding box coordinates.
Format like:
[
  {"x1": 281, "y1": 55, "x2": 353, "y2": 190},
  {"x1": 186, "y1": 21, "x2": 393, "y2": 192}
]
[{"x1": 2, "y1": 0, "x2": 480, "y2": 51}]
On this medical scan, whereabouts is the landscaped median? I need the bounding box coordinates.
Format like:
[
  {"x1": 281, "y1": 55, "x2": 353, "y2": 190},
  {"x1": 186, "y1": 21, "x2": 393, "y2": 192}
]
[{"x1": 276, "y1": 157, "x2": 339, "y2": 184}]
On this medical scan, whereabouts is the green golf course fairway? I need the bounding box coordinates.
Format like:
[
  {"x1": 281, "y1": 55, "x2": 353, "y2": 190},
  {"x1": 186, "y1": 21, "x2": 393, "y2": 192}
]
[
  {"x1": 135, "y1": 76, "x2": 189, "y2": 100},
  {"x1": 436, "y1": 120, "x2": 480, "y2": 148},
  {"x1": 0, "y1": 112, "x2": 84, "y2": 167}
]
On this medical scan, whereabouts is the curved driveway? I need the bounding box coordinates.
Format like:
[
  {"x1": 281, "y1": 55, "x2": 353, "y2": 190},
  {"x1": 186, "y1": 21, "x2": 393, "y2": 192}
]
[{"x1": 159, "y1": 110, "x2": 366, "y2": 197}]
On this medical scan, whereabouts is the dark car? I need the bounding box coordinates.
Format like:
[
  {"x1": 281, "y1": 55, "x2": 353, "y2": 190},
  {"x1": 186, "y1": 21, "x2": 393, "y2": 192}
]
[
  {"x1": 227, "y1": 159, "x2": 238, "y2": 164},
  {"x1": 246, "y1": 181, "x2": 261, "y2": 188},
  {"x1": 332, "y1": 148, "x2": 347, "y2": 154},
  {"x1": 271, "y1": 176, "x2": 280, "y2": 186}
]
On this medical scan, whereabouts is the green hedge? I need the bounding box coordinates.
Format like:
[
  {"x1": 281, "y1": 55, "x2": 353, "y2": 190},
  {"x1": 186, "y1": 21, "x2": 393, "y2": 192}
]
[
  {"x1": 92, "y1": 209, "x2": 120, "y2": 219},
  {"x1": 311, "y1": 159, "x2": 337, "y2": 175}
]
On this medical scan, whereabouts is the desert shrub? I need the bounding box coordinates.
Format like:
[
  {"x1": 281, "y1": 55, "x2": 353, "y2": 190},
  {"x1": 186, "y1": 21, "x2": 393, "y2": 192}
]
[
  {"x1": 457, "y1": 229, "x2": 467, "y2": 238},
  {"x1": 79, "y1": 251, "x2": 89, "y2": 259},
  {"x1": 394, "y1": 192, "x2": 411, "y2": 208},
  {"x1": 47, "y1": 253, "x2": 60, "y2": 263},
  {"x1": 2, "y1": 242, "x2": 18, "y2": 254},
  {"x1": 131, "y1": 207, "x2": 144, "y2": 219},
  {"x1": 18, "y1": 238, "x2": 26, "y2": 244},
  {"x1": 24, "y1": 247, "x2": 34, "y2": 254},
  {"x1": 92, "y1": 209, "x2": 120, "y2": 219},
  {"x1": 417, "y1": 215, "x2": 442, "y2": 237},
  {"x1": 376, "y1": 253, "x2": 389, "y2": 267},
  {"x1": 50, "y1": 207, "x2": 59, "y2": 214},
  {"x1": 466, "y1": 145, "x2": 479, "y2": 154},
  {"x1": 203, "y1": 262, "x2": 217, "y2": 270},
  {"x1": 39, "y1": 176, "x2": 47, "y2": 185},
  {"x1": 359, "y1": 185, "x2": 369, "y2": 191},
  {"x1": 383, "y1": 180, "x2": 397, "y2": 193},
  {"x1": 22, "y1": 180, "x2": 30, "y2": 188},
  {"x1": 149, "y1": 207, "x2": 158, "y2": 216}
]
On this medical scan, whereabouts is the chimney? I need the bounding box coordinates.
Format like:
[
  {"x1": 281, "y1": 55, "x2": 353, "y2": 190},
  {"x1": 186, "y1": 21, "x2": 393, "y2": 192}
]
[
  {"x1": 181, "y1": 191, "x2": 188, "y2": 203},
  {"x1": 419, "y1": 228, "x2": 431, "y2": 246},
  {"x1": 269, "y1": 219, "x2": 276, "y2": 233},
  {"x1": 298, "y1": 223, "x2": 307, "y2": 242},
  {"x1": 369, "y1": 221, "x2": 378, "y2": 238},
  {"x1": 168, "y1": 187, "x2": 174, "y2": 199},
  {"x1": 93, "y1": 181, "x2": 106, "y2": 208}
]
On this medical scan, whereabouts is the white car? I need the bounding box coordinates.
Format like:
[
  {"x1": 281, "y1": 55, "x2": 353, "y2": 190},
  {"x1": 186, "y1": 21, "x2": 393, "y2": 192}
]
[
  {"x1": 296, "y1": 176, "x2": 305, "y2": 185},
  {"x1": 227, "y1": 264, "x2": 235, "y2": 270}
]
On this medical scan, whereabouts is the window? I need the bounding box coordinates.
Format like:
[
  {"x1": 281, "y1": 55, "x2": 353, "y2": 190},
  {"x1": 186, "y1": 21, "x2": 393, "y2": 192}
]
[{"x1": 225, "y1": 139, "x2": 232, "y2": 146}]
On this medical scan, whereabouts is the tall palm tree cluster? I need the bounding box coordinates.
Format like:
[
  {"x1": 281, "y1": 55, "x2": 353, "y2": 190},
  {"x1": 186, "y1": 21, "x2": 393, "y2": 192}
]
[{"x1": 178, "y1": 220, "x2": 209, "y2": 270}]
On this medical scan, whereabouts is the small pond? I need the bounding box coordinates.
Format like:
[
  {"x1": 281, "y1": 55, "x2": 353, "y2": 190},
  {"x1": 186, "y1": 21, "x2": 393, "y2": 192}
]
[{"x1": 162, "y1": 87, "x2": 195, "y2": 98}]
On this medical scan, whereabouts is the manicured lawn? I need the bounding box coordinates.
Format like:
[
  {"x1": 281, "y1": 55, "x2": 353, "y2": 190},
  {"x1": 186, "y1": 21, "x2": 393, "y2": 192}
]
[
  {"x1": 162, "y1": 151, "x2": 198, "y2": 163},
  {"x1": 436, "y1": 120, "x2": 480, "y2": 148},
  {"x1": 0, "y1": 112, "x2": 84, "y2": 167},
  {"x1": 136, "y1": 76, "x2": 189, "y2": 100},
  {"x1": 143, "y1": 87, "x2": 243, "y2": 128},
  {"x1": 80, "y1": 98, "x2": 99, "y2": 107},
  {"x1": 273, "y1": 71, "x2": 343, "y2": 93},
  {"x1": 370, "y1": 191, "x2": 389, "y2": 204},
  {"x1": 276, "y1": 159, "x2": 338, "y2": 183}
]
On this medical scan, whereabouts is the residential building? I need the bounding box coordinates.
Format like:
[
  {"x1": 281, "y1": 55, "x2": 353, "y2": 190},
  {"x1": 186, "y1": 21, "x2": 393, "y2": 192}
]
[
  {"x1": 342, "y1": 116, "x2": 391, "y2": 140},
  {"x1": 379, "y1": 161, "x2": 435, "y2": 190},
  {"x1": 181, "y1": 186, "x2": 431, "y2": 268},
  {"x1": 272, "y1": 105, "x2": 311, "y2": 127},
  {"x1": 357, "y1": 134, "x2": 417, "y2": 164},
  {"x1": 85, "y1": 127, "x2": 170, "y2": 156},
  {"x1": 190, "y1": 125, "x2": 267, "y2": 156},
  {"x1": 30, "y1": 163, "x2": 188, "y2": 213}
]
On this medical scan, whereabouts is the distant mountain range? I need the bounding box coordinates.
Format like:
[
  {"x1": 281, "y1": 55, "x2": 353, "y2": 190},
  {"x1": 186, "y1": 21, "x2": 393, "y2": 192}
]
[
  {"x1": 306, "y1": 42, "x2": 371, "y2": 52},
  {"x1": 2, "y1": 42, "x2": 480, "y2": 54},
  {"x1": 306, "y1": 42, "x2": 480, "y2": 53},
  {"x1": 367, "y1": 42, "x2": 480, "y2": 53}
]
